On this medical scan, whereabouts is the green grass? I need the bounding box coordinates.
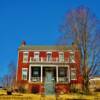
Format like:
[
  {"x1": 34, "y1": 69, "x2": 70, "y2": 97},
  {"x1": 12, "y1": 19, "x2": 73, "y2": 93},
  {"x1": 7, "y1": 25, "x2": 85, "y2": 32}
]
[{"x1": 0, "y1": 90, "x2": 100, "y2": 100}]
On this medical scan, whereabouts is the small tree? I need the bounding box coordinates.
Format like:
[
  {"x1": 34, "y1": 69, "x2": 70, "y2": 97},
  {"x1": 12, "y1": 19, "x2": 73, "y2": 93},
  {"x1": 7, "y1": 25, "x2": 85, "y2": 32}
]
[
  {"x1": 8, "y1": 62, "x2": 17, "y2": 90},
  {"x1": 2, "y1": 75, "x2": 11, "y2": 89},
  {"x1": 60, "y1": 6, "x2": 100, "y2": 94},
  {"x1": 2, "y1": 62, "x2": 17, "y2": 90}
]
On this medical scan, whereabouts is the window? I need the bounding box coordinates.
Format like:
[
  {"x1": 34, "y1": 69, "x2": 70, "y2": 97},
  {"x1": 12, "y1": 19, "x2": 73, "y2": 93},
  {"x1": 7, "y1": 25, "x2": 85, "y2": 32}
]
[
  {"x1": 71, "y1": 68, "x2": 77, "y2": 80},
  {"x1": 22, "y1": 68, "x2": 28, "y2": 80},
  {"x1": 32, "y1": 67, "x2": 40, "y2": 77},
  {"x1": 59, "y1": 52, "x2": 64, "y2": 62},
  {"x1": 34, "y1": 52, "x2": 39, "y2": 61},
  {"x1": 58, "y1": 67, "x2": 68, "y2": 82},
  {"x1": 47, "y1": 52, "x2": 52, "y2": 61},
  {"x1": 31, "y1": 67, "x2": 41, "y2": 82},
  {"x1": 23, "y1": 52, "x2": 28, "y2": 63},
  {"x1": 70, "y1": 51, "x2": 75, "y2": 63}
]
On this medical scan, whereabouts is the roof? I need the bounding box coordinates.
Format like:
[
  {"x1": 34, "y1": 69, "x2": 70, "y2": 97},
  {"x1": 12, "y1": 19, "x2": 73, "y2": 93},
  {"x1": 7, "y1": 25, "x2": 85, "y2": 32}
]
[{"x1": 18, "y1": 45, "x2": 76, "y2": 51}]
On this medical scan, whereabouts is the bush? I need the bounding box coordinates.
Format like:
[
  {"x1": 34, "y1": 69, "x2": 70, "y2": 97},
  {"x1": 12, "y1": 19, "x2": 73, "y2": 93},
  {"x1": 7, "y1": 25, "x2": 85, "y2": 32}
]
[
  {"x1": 7, "y1": 91, "x2": 12, "y2": 95},
  {"x1": 7, "y1": 88, "x2": 13, "y2": 95},
  {"x1": 13, "y1": 89, "x2": 19, "y2": 92},
  {"x1": 31, "y1": 86, "x2": 39, "y2": 94},
  {"x1": 70, "y1": 87, "x2": 79, "y2": 93},
  {"x1": 18, "y1": 86, "x2": 26, "y2": 93},
  {"x1": 70, "y1": 84, "x2": 79, "y2": 93},
  {"x1": 95, "y1": 88, "x2": 100, "y2": 92}
]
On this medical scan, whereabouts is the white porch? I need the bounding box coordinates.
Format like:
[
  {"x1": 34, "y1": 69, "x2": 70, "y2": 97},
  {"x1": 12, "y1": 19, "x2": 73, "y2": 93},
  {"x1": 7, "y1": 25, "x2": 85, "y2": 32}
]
[{"x1": 29, "y1": 64, "x2": 70, "y2": 83}]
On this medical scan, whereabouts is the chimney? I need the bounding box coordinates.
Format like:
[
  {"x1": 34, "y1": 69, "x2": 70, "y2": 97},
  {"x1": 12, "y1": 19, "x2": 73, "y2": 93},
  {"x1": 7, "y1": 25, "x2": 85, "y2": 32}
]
[{"x1": 21, "y1": 40, "x2": 26, "y2": 46}]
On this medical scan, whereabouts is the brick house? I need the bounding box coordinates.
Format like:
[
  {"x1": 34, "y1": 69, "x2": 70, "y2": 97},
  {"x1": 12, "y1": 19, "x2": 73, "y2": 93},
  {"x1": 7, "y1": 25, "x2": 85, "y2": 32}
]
[{"x1": 16, "y1": 41, "x2": 83, "y2": 94}]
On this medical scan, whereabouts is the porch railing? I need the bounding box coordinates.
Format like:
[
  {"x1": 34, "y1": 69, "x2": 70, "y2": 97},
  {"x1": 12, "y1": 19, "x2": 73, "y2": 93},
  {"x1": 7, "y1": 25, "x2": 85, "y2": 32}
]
[
  {"x1": 30, "y1": 76, "x2": 69, "y2": 83},
  {"x1": 31, "y1": 77, "x2": 41, "y2": 82},
  {"x1": 30, "y1": 57, "x2": 69, "y2": 63},
  {"x1": 58, "y1": 77, "x2": 68, "y2": 82}
]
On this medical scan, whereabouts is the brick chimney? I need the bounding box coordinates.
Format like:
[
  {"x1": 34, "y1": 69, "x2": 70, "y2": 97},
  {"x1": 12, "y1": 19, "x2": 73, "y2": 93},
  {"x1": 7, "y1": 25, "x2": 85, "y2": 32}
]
[{"x1": 21, "y1": 40, "x2": 26, "y2": 46}]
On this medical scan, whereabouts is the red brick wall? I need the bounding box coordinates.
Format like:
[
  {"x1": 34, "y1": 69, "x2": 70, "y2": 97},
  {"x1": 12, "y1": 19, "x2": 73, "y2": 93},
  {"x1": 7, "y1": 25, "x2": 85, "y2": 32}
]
[
  {"x1": 64, "y1": 51, "x2": 70, "y2": 62},
  {"x1": 40, "y1": 51, "x2": 46, "y2": 57},
  {"x1": 17, "y1": 51, "x2": 29, "y2": 81},
  {"x1": 17, "y1": 50, "x2": 82, "y2": 90}
]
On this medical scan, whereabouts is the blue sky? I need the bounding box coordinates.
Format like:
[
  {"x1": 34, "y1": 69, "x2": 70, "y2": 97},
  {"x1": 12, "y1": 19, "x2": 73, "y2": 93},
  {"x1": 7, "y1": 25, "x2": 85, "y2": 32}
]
[{"x1": 0, "y1": 0, "x2": 100, "y2": 77}]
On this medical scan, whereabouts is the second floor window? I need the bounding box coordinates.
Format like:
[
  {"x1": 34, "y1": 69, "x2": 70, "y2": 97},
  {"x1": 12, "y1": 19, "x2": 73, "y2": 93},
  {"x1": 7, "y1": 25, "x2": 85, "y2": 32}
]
[
  {"x1": 34, "y1": 52, "x2": 39, "y2": 61},
  {"x1": 70, "y1": 51, "x2": 75, "y2": 63},
  {"x1": 47, "y1": 52, "x2": 52, "y2": 61},
  {"x1": 59, "y1": 52, "x2": 64, "y2": 62},
  {"x1": 23, "y1": 52, "x2": 28, "y2": 63}
]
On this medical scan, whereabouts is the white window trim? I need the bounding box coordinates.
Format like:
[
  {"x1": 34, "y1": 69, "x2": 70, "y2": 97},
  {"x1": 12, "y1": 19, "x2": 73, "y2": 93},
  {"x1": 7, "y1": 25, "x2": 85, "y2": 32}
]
[
  {"x1": 59, "y1": 52, "x2": 64, "y2": 62},
  {"x1": 47, "y1": 51, "x2": 52, "y2": 54},
  {"x1": 29, "y1": 65, "x2": 42, "y2": 83},
  {"x1": 71, "y1": 68, "x2": 77, "y2": 80},
  {"x1": 46, "y1": 52, "x2": 52, "y2": 61},
  {"x1": 34, "y1": 51, "x2": 39, "y2": 54},
  {"x1": 22, "y1": 68, "x2": 28, "y2": 80},
  {"x1": 34, "y1": 52, "x2": 40, "y2": 61},
  {"x1": 23, "y1": 52, "x2": 29, "y2": 63},
  {"x1": 70, "y1": 51, "x2": 75, "y2": 63}
]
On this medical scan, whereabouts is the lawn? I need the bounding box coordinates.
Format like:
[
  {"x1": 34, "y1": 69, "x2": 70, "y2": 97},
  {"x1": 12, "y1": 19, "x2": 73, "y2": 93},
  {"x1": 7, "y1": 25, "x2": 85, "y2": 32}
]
[{"x1": 0, "y1": 90, "x2": 100, "y2": 100}]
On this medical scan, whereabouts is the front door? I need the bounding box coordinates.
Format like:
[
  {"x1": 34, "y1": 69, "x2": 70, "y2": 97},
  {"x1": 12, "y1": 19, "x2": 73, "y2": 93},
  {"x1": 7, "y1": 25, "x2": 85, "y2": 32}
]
[{"x1": 44, "y1": 71, "x2": 55, "y2": 95}]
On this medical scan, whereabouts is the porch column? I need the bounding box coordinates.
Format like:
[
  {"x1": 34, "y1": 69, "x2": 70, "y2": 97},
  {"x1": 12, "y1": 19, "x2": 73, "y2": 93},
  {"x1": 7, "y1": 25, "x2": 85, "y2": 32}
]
[
  {"x1": 41, "y1": 66, "x2": 43, "y2": 82},
  {"x1": 68, "y1": 66, "x2": 70, "y2": 83},
  {"x1": 56, "y1": 66, "x2": 58, "y2": 82},
  {"x1": 29, "y1": 65, "x2": 31, "y2": 82}
]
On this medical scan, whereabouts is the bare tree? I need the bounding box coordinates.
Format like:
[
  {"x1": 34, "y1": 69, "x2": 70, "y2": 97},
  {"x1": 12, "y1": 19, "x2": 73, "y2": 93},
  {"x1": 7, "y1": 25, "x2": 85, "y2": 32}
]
[
  {"x1": 8, "y1": 62, "x2": 17, "y2": 89},
  {"x1": 1, "y1": 62, "x2": 16, "y2": 90},
  {"x1": 60, "y1": 6, "x2": 100, "y2": 94}
]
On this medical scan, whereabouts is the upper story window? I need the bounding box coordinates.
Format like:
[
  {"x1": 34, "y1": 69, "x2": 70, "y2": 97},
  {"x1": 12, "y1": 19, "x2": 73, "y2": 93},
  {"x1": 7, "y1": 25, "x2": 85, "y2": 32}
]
[
  {"x1": 59, "y1": 52, "x2": 64, "y2": 62},
  {"x1": 71, "y1": 68, "x2": 77, "y2": 80},
  {"x1": 23, "y1": 52, "x2": 28, "y2": 63},
  {"x1": 47, "y1": 52, "x2": 52, "y2": 61},
  {"x1": 22, "y1": 68, "x2": 28, "y2": 80},
  {"x1": 69, "y1": 51, "x2": 75, "y2": 63},
  {"x1": 34, "y1": 52, "x2": 39, "y2": 61}
]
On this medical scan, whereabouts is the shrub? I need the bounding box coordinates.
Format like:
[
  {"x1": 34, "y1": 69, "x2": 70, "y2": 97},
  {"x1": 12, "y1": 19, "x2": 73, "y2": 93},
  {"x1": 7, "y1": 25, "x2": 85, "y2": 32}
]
[
  {"x1": 7, "y1": 91, "x2": 12, "y2": 95},
  {"x1": 31, "y1": 86, "x2": 39, "y2": 94},
  {"x1": 70, "y1": 84, "x2": 79, "y2": 93},
  {"x1": 95, "y1": 88, "x2": 100, "y2": 92},
  {"x1": 7, "y1": 88, "x2": 13, "y2": 95},
  {"x1": 18, "y1": 86, "x2": 26, "y2": 93}
]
